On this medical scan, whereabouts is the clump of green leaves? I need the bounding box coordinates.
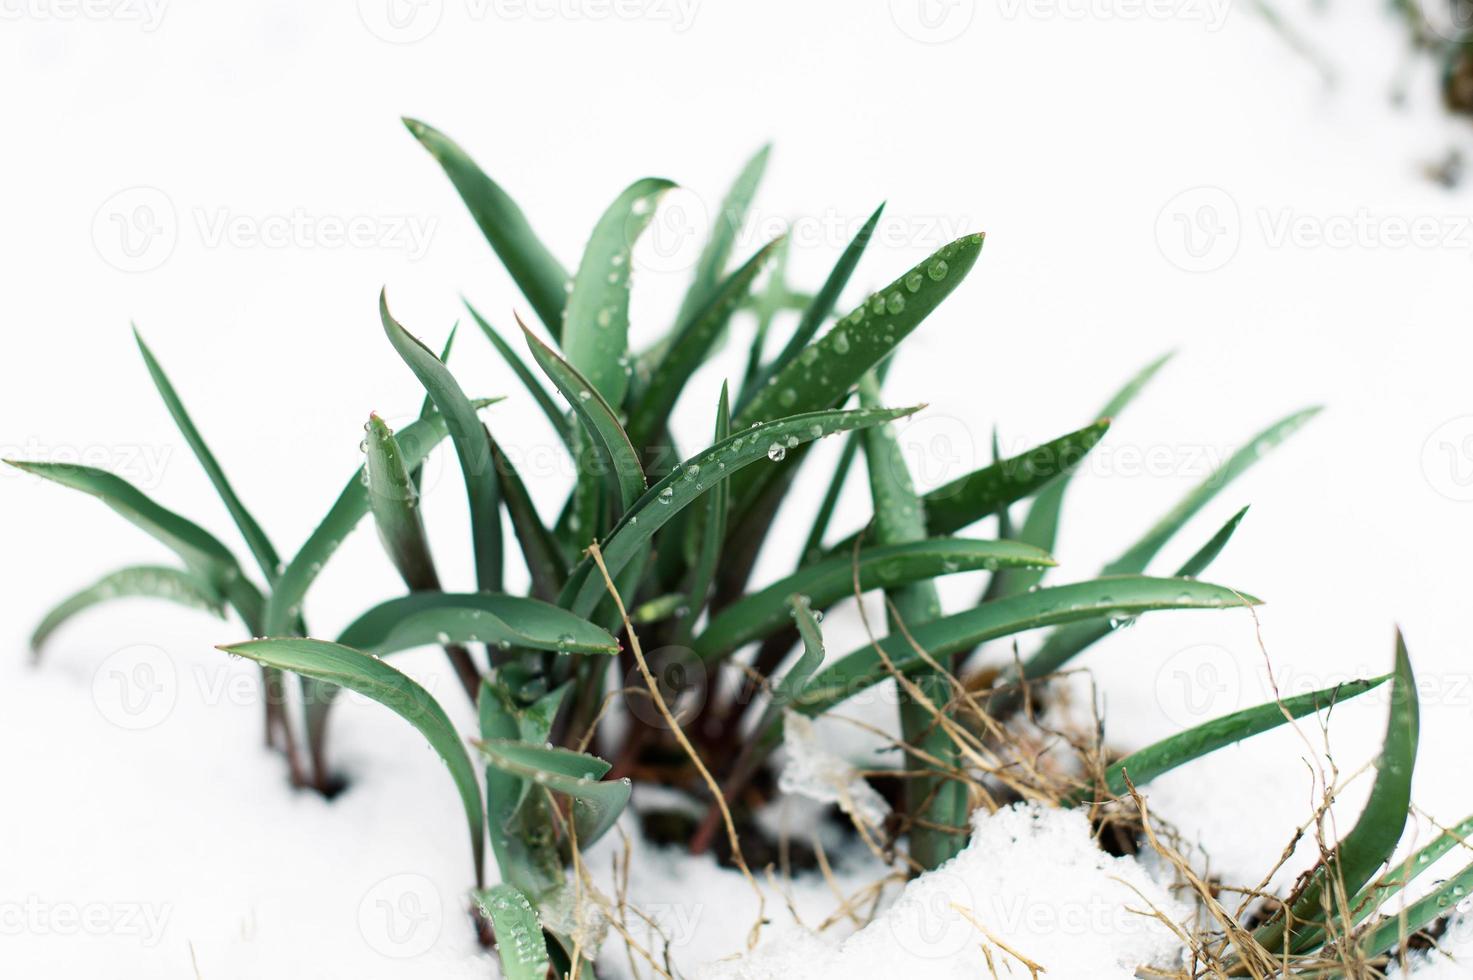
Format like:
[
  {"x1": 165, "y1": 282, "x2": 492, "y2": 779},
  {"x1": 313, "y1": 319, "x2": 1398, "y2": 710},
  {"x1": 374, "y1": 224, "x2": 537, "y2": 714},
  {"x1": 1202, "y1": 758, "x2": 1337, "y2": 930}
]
[{"x1": 12, "y1": 119, "x2": 1454, "y2": 975}]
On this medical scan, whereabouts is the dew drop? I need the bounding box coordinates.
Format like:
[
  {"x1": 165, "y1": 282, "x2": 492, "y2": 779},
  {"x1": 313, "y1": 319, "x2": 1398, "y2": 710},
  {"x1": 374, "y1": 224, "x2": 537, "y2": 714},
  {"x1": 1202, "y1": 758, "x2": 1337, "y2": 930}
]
[
  {"x1": 886, "y1": 292, "x2": 905, "y2": 315},
  {"x1": 767, "y1": 443, "x2": 787, "y2": 462},
  {"x1": 831, "y1": 331, "x2": 851, "y2": 355},
  {"x1": 905, "y1": 271, "x2": 923, "y2": 293},
  {"x1": 927, "y1": 259, "x2": 949, "y2": 282},
  {"x1": 658, "y1": 486, "x2": 675, "y2": 504}
]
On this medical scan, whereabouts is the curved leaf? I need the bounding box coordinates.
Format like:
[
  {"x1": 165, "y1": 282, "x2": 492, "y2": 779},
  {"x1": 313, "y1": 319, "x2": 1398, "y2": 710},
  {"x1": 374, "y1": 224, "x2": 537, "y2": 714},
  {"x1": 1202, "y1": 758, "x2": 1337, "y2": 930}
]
[
  {"x1": 1349, "y1": 811, "x2": 1473, "y2": 926},
  {"x1": 363, "y1": 413, "x2": 438, "y2": 588},
  {"x1": 995, "y1": 351, "x2": 1174, "y2": 598},
  {"x1": 134, "y1": 327, "x2": 280, "y2": 582},
  {"x1": 520, "y1": 318, "x2": 645, "y2": 515},
  {"x1": 563, "y1": 177, "x2": 673, "y2": 406},
  {"x1": 737, "y1": 203, "x2": 884, "y2": 416},
  {"x1": 626, "y1": 237, "x2": 783, "y2": 451},
  {"x1": 695, "y1": 538, "x2": 1052, "y2": 663},
  {"x1": 1104, "y1": 406, "x2": 1320, "y2": 576},
  {"x1": 264, "y1": 402, "x2": 498, "y2": 634},
  {"x1": 220, "y1": 638, "x2": 485, "y2": 883},
  {"x1": 1254, "y1": 632, "x2": 1420, "y2": 954},
  {"x1": 674, "y1": 143, "x2": 770, "y2": 329},
  {"x1": 381, "y1": 290, "x2": 502, "y2": 592},
  {"x1": 793, "y1": 576, "x2": 1259, "y2": 717},
  {"x1": 473, "y1": 885, "x2": 551, "y2": 980},
  {"x1": 560, "y1": 404, "x2": 923, "y2": 617},
  {"x1": 1071, "y1": 674, "x2": 1390, "y2": 804},
  {"x1": 31, "y1": 565, "x2": 224, "y2": 654},
  {"x1": 466, "y1": 302, "x2": 573, "y2": 449},
  {"x1": 404, "y1": 117, "x2": 568, "y2": 338},
  {"x1": 338, "y1": 592, "x2": 619, "y2": 657},
  {"x1": 1351, "y1": 858, "x2": 1473, "y2": 963},
  {"x1": 474, "y1": 739, "x2": 630, "y2": 848}
]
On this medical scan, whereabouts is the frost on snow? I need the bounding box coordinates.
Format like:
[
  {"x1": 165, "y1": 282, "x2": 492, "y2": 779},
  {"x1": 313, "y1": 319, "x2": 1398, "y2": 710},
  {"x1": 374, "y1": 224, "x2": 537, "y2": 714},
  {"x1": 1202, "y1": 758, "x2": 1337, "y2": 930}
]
[
  {"x1": 697, "y1": 802, "x2": 1189, "y2": 980},
  {"x1": 776, "y1": 711, "x2": 891, "y2": 830}
]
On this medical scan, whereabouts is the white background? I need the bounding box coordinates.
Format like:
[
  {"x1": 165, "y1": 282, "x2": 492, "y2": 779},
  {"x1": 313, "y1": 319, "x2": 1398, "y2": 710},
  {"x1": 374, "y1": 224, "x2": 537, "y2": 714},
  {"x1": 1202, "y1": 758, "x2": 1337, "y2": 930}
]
[{"x1": 4, "y1": 0, "x2": 1473, "y2": 975}]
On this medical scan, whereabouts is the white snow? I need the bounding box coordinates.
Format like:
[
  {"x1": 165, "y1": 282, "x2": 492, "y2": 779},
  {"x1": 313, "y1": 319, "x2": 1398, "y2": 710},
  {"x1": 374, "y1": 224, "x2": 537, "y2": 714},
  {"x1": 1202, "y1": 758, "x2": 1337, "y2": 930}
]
[
  {"x1": 776, "y1": 711, "x2": 892, "y2": 832},
  {"x1": 696, "y1": 803, "x2": 1190, "y2": 980}
]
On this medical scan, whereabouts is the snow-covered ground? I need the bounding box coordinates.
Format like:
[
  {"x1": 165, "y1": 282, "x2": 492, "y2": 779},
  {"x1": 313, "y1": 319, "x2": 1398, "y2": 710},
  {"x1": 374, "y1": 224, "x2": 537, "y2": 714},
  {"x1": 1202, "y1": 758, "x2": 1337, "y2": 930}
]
[{"x1": 5, "y1": 0, "x2": 1473, "y2": 975}]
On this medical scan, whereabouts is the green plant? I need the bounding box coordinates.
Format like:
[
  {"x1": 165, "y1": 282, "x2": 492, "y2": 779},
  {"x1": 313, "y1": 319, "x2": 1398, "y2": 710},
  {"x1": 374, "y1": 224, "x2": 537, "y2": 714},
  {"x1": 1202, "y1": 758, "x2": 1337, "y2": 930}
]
[{"x1": 13, "y1": 119, "x2": 1460, "y2": 976}]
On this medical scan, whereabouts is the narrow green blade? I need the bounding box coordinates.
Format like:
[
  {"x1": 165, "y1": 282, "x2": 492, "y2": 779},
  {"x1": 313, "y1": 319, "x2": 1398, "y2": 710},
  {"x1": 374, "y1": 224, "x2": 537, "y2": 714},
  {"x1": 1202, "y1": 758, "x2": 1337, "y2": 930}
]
[
  {"x1": 559, "y1": 404, "x2": 923, "y2": 617},
  {"x1": 1071, "y1": 674, "x2": 1389, "y2": 804},
  {"x1": 264, "y1": 404, "x2": 497, "y2": 633},
  {"x1": 381, "y1": 290, "x2": 502, "y2": 592},
  {"x1": 133, "y1": 327, "x2": 281, "y2": 582},
  {"x1": 363, "y1": 413, "x2": 438, "y2": 588},
  {"x1": 474, "y1": 739, "x2": 630, "y2": 847},
  {"x1": 478, "y1": 679, "x2": 564, "y2": 901},
  {"x1": 31, "y1": 565, "x2": 225, "y2": 655},
  {"x1": 473, "y1": 885, "x2": 551, "y2": 980},
  {"x1": 6, "y1": 460, "x2": 259, "y2": 626},
  {"x1": 794, "y1": 577, "x2": 1258, "y2": 717},
  {"x1": 1104, "y1": 407, "x2": 1320, "y2": 576},
  {"x1": 1351, "y1": 859, "x2": 1473, "y2": 961},
  {"x1": 995, "y1": 352, "x2": 1174, "y2": 597},
  {"x1": 1349, "y1": 812, "x2": 1473, "y2": 926},
  {"x1": 520, "y1": 318, "x2": 646, "y2": 516},
  {"x1": 673, "y1": 384, "x2": 731, "y2": 643},
  {"x1": 465, "y1": 302, "x2": 573, "y2": 450},
  {"x1": 674, "y1": 143, "x2": 770, "y2": 329},
  {"x1": 221, "y1": 637, "x2": 485, "y2": 882},
  {"x1": 694, "y1": 538, "x2": 1052, "y2": 664},
  {"x1": 489, "y1": 437, "x2": 568, "y2": 602},
  {"x1": 562, "y1": 177, "x2": 673, "y2": 407},
  {"x1": 625, "y1": 238, "x2": 783, "y2": 452},
  {"x1": 404, "y1": 118, "x2": 568, "y2": 338},
  {"x1": 1254, "y1": 633, "x2": 1420, "y2": 954},
  {"x1": 797, "y1": 432, "x2": 860, "y2": 566},
  {"x1": 737, "y1": 203, "x2": 885, "y2": 415},
  {"x1": 337, "y1": 592, "x2": 619, "y2": 657}
]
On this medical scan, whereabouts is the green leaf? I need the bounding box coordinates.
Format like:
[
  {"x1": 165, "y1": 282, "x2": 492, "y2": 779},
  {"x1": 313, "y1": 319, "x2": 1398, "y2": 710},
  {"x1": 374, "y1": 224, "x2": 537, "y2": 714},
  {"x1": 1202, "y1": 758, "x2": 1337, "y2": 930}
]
[
  {"x1": 220, "y1": 638, "x2": 485, "y2": 883},
  {"x1": 1070, "y1": 673, "x2": 1389, "y2": 804},
  {"x1": 737, "y1": 203, "x2": 885, "y2": 416},
  {"x1": 473, "y1": 885, "x2": 551, "y2": 980},
  {"x1": 1021, "y1": 505, "x2": 1254, "y2": 683},
  {"x1": 694, "y1": 538, "x2": 1052, "y2": 663},
  {"x1": 520, "y1": 318, "x2": 646, "y2": 516},
  {"x1": 489, "y1": 437, "x2": 568, "y2": 602},
  {"x1": 732, "y1": 234, "x2": 984, "y2": 434},
  {"x1": 133, "y1": 327, "x2": 281, "y2": 582},
  {"x1": 411, "y1": 325, "x2": 459, "y2": 491},
  {"x1": 559, "y1": 404, "x2": 923, "y2": 618},
  {"x1": 1350, "y1": 858, "x2": 1473, "y2": 961},
  {"x1": 798, "y1": 432, "x2": 860, "y2": 565},
  {"x1": 1254, "y1": 632, "x2": 1420, "y2": 955},
  {"x1": 857, "y1": 369, "x2": 959, "y2": 869},
  {"x1": 404, "y1": 117, "x2": 568, "y2": 338},
  {"x1": 774, "y1": 594, "x2": 827, "y2": 705},
  {"x1": 466, "y1": 302, "x2": 574, "y2": 450},
  {"x1": 381, "y1": 290, "x2": 502, "y2": 592},
  {"x1": 474, "y1": 739, "x2": 630, "y2": 847},
  {"x1": 6, "y1": 460, "x2": 260, "y2": 626},
  {"x1": 363, "y1": 413, "x2": 438, "y2": 588},
  {"x1": 263, "y1": 402, "x2": 499, "y2": 634},
  {"x1": 337, "y1": 592, "x2": 619, "y2": 657},
  {"x1": 673, "y1": 384, "x2": 731, "y2": 644},
  {"x1": 562, "y1": 177, "x2": 673, "y2": 406},
  {"x1": 995, "y1": 352, "x2": 1174, "y2": 598},
  {"x1": 920, "y1": 420, "x2": 1111, "y2": 539},
  {"x1": 31, "y1": 565, "x2": 224, "y2": 655},
  {"x1": 625, "y1": 237, "x2": 783, "y2": 452},
  {"x1": 674, "y1": 143, "x2": 770, "y2": 329},
  {"x1": 1348, "y1": 811, "x2": 1473, "y2": 926},
  {"x1": 793, "y1": 577, "x2": 1258, "y2": 717},
  {"x1": 1104, "y1": 407, "x2": 1320, "y2": 576},
  {"x1": 479, "y1": 679, "x2": 564, "y2": 901}
]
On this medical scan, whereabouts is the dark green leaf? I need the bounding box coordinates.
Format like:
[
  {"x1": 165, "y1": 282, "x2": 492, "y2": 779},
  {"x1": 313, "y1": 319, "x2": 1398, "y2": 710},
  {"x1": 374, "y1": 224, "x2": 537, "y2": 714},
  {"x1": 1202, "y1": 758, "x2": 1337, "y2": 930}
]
[
  {"x1": 31, "y1": 565, "x2": 224, "y2": 655},
  {"x1": 337, "y1": 592, "x2": 619, "y2": 657}
]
